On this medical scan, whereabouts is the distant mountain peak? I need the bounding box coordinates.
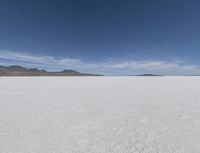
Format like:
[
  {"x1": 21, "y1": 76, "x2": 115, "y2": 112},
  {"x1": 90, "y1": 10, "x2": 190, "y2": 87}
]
[
  {"x1": 136, "y1": 74, "x2": 163, "y2": 76},
  {"x1": 61, "y1": 69, "x2": 80, "y2": 73},
  {"x1": 7, "y1": 65, "x2": 27, "y2": 71}
]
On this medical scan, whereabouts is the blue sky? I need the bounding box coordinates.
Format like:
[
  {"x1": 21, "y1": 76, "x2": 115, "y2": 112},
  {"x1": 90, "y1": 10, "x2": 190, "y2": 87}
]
[{"x1": 0, "y1": 0, "x2": 200, "y2": 75}]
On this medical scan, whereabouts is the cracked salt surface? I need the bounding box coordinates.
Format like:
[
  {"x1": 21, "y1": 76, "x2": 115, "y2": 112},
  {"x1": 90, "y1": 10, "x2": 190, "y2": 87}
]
[{"x1": 0, "y1": 76, "x2": 200, "y2": 153}]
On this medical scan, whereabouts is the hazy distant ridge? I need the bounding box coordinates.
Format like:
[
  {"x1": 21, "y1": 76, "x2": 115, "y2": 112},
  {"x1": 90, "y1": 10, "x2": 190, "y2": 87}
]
[{"x1": 0, "y1": 65, "x2": 101, "y2": 76}]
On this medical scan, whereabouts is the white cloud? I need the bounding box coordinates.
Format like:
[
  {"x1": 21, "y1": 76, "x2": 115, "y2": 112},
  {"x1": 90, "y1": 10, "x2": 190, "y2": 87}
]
[
  {"x1": 105, "y1": 60, "x2": 200, "y2": 75},
  {"x1": 0, "y1": 50, "x2": 200, "y2": 75},
  {"x1": 0, "y1": 50, "x2": 95, "y2": 68}
]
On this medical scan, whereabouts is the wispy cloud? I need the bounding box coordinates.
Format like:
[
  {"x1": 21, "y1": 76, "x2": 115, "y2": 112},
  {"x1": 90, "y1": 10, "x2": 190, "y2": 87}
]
[
  {"x1": 0, "y1": 50, "x2": 98, "y2": 71},
  {"x1": 0, "y1": 50, "x2": 200, "y2": 75},
  {"x1": 104, "y1": 61, "x2": 200, "y2": 75}
]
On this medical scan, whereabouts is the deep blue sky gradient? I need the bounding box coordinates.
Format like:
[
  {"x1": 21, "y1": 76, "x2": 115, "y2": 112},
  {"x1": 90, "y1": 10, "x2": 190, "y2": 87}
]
[{"x1": 0, "y1": 0, "x2": 200, "y2": 74}]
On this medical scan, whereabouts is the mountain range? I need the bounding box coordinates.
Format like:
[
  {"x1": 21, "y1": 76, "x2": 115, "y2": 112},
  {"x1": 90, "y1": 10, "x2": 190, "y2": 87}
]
[
  {"x1": 0, "y1": 65, "x2": 101, "y2": 76},
  {"x1": 0, "y1": 65, "x2": 166, "y2": 76}
]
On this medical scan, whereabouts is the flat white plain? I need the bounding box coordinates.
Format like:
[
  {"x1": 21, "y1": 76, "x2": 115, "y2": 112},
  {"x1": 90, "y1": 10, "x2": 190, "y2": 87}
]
[{"x1": 0, "y1": 77, "x2": 200, "y2": 153}]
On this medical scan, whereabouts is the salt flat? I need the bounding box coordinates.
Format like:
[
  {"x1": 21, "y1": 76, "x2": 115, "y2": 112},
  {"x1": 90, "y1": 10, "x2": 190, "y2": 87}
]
[{"x1": 0, "y1": 77, "x2": 200, "y2": 153}]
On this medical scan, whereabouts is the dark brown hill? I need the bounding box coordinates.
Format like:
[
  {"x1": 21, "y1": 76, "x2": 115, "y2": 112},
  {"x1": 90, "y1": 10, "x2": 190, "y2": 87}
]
[{"x1": 0, "y1": 65, "x2": 102, "y2": 76}]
